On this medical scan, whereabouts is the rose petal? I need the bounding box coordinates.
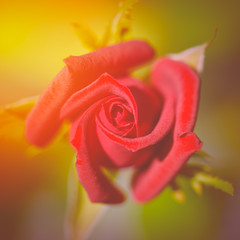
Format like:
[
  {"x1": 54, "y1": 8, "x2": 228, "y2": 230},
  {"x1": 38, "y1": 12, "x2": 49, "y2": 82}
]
[
  {"x1": 97, "y1": 97, "x2": 136, "y2": 137},
  {"x1": 60, "y1": 73, "x2": 138, "y2": 126},
  {"x1": 96, "y1": 76, "x2": 175, "y2": 151},
  {"x1": 71, "y1": 102, "x2": 125, "y2": 204},
  {"x1": 132, "y1": 132, "x2": 203, "y2": 202},
  {"x1": 95, "y1": 76, "x2": 173, "y2": 168},
  {"x1": 96, "y1": 122, "x2": 155, "y2": 168},
  {"x1": 132, "y1": 58, "x2": 202, "y2": 202},
  {"x1": 63, "y1": 73, "x2": 144, "y2": 202},
  {"x1": 118, "y1": 77, "x2": 162, "y2": 136},
  {"x1": 152, "y1": 58, "x2": 201, "y2": 134},
  {"x1": 25, "y1": 40, "x2": 155, "y2": 147}
]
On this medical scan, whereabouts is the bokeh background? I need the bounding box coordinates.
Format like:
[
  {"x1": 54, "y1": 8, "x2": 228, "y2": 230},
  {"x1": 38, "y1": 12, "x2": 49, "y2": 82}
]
[{"x1": 0, "y1": 0, "x2": 240, "y2": 239}]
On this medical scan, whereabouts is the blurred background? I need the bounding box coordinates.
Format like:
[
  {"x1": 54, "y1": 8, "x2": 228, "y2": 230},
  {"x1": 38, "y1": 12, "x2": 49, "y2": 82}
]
[{"x1": 0, "y1": 0, "x2": 239, "y2": 239}]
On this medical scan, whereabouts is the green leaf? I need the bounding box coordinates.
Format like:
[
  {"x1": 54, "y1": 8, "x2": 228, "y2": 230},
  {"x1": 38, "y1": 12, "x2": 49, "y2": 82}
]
[
  {"x1": 72, "y1": 0, "x2": 138, "y2": 49},
  {"x1": 187, "y1": 150, "x2": 212, "y2": 173},
  {"x1": 179, "y1": 161, "x2": 211, "y2": 179},
  {"x1": 191, "y1": 179, "x2": 203, "y2": 195},
  {"x1": 193, "y1": 172, "x2": 234, "y2": 196},
  {"x1": 186, "y1": 161, "x2": 211, "y2": 172},
  {"x1": 111, "y1": 0, "x2": 138, "y2": 43},
  {"x1": 4, "y1": 96, "x2": 38, "y2": 119},
  {"x1": 119, "y1": 0, "x2": 137, "y2": 12},
  {"x1": 98, "y1": 22, "x2": 112, "y2": 48},
  {"x1": 72, "y1": 22, "x2": 100, "y2": 51},
  {"x1": 192, "y1": 150, "x2": 211, "y2": 159}
]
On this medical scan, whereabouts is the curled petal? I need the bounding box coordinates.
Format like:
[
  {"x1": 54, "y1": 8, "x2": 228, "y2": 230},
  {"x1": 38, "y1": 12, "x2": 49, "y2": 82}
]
[
  {"x1": 96, "y1": 76, "x2": 175, "y2": 151},
  {"x1": 60, "y1": 73, "x2": 138, "y2": 126},
  {"x1": 72, "y1": 102, "x2": 125, "y2": 204},
  {"x1": 97, "y1": 96, "x2": 136, "y2": 137},
  {"x1": 132, "y1": 58, "x2": 202, "y2": 202},
  {"x1": 64, "y1": 73, "x2": 141, "y2": 202},
  {"x1": 132, "y1": 132, "x2": 203, "y2": 202},
  {"x1": 25, "y1": 40, "x2": 155, "y2": 147},
  {"x1": 152, "y1": 58, "x2": 201, "y2": 135}
]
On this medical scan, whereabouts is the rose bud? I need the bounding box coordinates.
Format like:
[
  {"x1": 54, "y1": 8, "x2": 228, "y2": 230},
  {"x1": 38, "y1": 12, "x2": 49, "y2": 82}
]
[{"x1": 25, "y1": 40, "x2": 202, "y2": 204}]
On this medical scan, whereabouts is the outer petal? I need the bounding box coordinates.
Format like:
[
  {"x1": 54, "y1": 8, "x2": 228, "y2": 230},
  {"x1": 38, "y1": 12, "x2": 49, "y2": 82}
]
[
  {"x1": 60, "y1": 73, "x2": 138, "y2": 124},
  {"x1": 72, "y1": 102, "x2": 125, "y2": 204},
  {"x1": 152, "y1": 58, "x2": 201, "y2": 134},
  {"x1": 132, "y1": 132, "x2": 202, "y2": 202},
  {"x1": 63, "y1": 73, "x2": 138, "y2": 203},
  {"x1": 132, "y1": 58, "x2": 202, "y2": 202},
  {"x1": 25, "y1": 40, "x2": 155, "y2": 147}
]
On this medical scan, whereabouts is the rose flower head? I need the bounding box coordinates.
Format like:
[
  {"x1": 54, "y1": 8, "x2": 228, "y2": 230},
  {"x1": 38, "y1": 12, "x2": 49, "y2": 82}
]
[{"x1": 25, "y1": 40, "x2": 203, "y2": 204}]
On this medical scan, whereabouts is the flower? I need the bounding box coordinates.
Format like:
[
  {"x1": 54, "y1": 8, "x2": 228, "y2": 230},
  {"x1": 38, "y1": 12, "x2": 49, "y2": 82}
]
[{"x1": 25, "y1": 40, "x2": 202, "y2": 204}]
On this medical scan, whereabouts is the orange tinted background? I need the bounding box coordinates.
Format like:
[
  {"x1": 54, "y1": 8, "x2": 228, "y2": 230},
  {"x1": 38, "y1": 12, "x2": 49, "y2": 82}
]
[{"x1": 0, "y1": 0, "x2": 240, "y2": 239}]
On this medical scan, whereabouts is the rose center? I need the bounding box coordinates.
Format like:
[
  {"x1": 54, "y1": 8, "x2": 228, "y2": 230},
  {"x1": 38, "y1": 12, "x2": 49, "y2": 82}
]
[
  {"x1": 111, "y1": 104, "x2": 134, "y2": 127},
  {"x1": 97, "y1": 97, "x2": 136, "y2": 137}
]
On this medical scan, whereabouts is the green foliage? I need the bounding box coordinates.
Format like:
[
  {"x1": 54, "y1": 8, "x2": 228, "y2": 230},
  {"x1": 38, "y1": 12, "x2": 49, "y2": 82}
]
[
  {"x1": 169, "y1": 151, "x2": 233, "y2": 204},
  {"x1": 192, "y1": 149, "x2": 211, "y2": 159},
  {"x1": 72, "y1": 0, "x2": 138, "y2": 50},
  {"x1": 193, "y1": 172, "x2": 234, "y2": 196},
  {"x1": 71, "y1": 23, "x2": 100, "y2": 51},
  {"x1": 190, "y1": 179, "x2": 203, "y2": 195},
  {"x1": 4, "y1": 96, "x2": 38, "y2": 119},
  {"x1": 111, "y1": 0, "x2": 138, "y2": 43}
]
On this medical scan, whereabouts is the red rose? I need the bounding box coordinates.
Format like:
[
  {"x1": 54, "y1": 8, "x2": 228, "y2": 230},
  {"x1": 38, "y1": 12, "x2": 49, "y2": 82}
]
[{"x1": 25, "y1": 40, "x2": 202, "y2": 204}]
